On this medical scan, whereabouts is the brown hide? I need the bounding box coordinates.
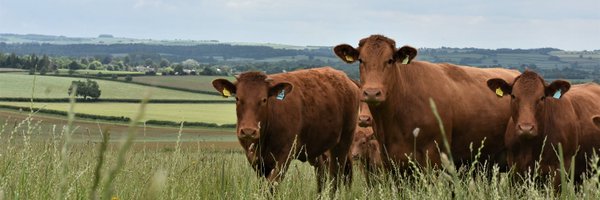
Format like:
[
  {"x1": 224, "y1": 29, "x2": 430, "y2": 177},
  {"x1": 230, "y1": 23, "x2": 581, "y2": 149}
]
[
  {"x1": 334, "y1": 34, "x2": 519, "y2": 173},
  {"x1": 212, "y1": 67, "x2": 360, "y2": 192},
  {"x1": 487, "y1": 71, "x2": 580, "y2": 187},
  {"x1": 350, "y1": 125, "x2": 382, "y2": 186},
  {"x1": 567, "y1": 83, "x2": 600, "y2": 178}
]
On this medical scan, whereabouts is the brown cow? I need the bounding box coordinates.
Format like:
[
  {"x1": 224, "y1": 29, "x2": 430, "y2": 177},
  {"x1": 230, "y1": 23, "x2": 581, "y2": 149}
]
[
  {"x1": 487, "y1": 70, "x2": 600, "y2": 188},
  {"x1": 212, "y1": 67, "x2": 360, "y2": 193},
  {"x1": 350, "y1": 126, "x2": 382, "y2": 186},
  {"x1": 334, "y1": 35, "x2": 519, "y2": 176}
]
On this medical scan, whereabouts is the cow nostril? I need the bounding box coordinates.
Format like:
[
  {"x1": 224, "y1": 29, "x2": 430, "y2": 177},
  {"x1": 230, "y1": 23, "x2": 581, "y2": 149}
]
[
  {"x1": 241, "y1": 128, "x2": 257, "y2": 137},
  {"x1": 375, "y1": 91, "x2": 382, "y2": 97},
  {"x1": 362, "y1": 91, "x2": 370, "y2": 97},
  {"x1": 518, "y1": 124, "x2": 534, "y2": 131}
]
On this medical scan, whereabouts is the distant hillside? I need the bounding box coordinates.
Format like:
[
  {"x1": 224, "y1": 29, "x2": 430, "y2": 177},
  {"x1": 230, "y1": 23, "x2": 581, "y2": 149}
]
[
  {"x1": 1, "y1": 33, "x2": 599, "y2": 81},
  {"x1": 0, "y1": 33, "x2": 316, "y2": 50}
]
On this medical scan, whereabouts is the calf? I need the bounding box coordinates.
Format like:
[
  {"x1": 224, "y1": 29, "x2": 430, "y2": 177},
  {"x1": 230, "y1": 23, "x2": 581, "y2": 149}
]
[
  {"x1": 212, "y1": 67, "x2": 360, "y2": 192},
  {"x1": 487, "y1": 71, "x2": 600, "y2": 186}
]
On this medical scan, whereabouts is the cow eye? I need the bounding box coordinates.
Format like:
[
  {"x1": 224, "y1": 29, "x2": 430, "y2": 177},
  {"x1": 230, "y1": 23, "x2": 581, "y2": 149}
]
[
  {"x1": 387, "y1": 59, "x2": 394, "y2": 64},
  {"x1": 510, "y1": 94, "x2": 515, "y2": 99},
  {"x1": 540, "y1": 96, "x2": 546, "y2": 101},
  {"x1": 358, "y1": 58, "x2": 363, "y2": 63},
  {"x1": 235, "y1": 97, "x2": 239, "y2": 101},
  {"x1": 261, "y1": 98, "x2": 267, "y2": 104}
]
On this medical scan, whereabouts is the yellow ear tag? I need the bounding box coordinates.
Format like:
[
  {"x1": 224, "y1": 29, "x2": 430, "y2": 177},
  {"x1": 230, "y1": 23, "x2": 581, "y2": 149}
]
[
  {"x1": 222, "y1": 88, "x2": 231, "y2": 97},
  {"x1": 345, "y1": 55, "x2": 354, "y2": 62},
  {"x1": 495, "y1": 87, "x2": 504, "y2": 97},
  {"x1": 401, "y1": 57, "x2": 410, "y2": 64}
]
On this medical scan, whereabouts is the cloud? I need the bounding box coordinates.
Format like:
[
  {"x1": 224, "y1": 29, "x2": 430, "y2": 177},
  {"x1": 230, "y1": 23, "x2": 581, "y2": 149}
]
[{"x1": 0, "y1": 0, "x2": 597, "y2": 50}]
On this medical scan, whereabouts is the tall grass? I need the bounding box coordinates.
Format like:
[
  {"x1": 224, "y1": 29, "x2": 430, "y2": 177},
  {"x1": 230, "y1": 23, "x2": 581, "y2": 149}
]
[{"x1": 1, "y1": 101, "x2": 600, "y2": 199}]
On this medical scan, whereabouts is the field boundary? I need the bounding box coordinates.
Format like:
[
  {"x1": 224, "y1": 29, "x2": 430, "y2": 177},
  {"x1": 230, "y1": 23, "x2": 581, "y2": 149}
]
[
  {"x1": 0, "y1": 104, "x2": 236, "y2": 128},
  {"x1": 43, "y1": 74, "x2": 223, "y2": 95},
  {"x1": 0, "y1": 97, "x2": 234, "y2": 103}
]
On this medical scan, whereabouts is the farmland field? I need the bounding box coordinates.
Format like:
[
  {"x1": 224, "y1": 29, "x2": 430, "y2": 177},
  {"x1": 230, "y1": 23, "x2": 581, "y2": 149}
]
[
  {"x1": 0, "y1": 102, "x2": 236, "y2": 125},
  {"x1": 131, "y1": 75, "x2": 234, "y2": 92},
  {"x1": 0, "y1": 73, "x2": 226, "y2": 100},
  {"x1": 2, "y1": 111, "x2": 600, "y2": 199}
]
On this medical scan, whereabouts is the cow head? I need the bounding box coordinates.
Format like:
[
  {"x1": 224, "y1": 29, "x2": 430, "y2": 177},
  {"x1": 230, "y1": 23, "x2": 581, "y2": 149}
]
[
  {"x1": 350, "y1": 126, "x2": 375, "y2": 160},
  {"x1": 212, "y1": 72, "x2": 293, "y2": 142},
  {"x1": 487, "y1": 71, "x2": 571, "y2": 138},
  {"x1": 334, "y1": 35, "x2": 417, "y2": 105},
  {"x1": 357, "y1": 102, "x2": 373, "y2": 127}
]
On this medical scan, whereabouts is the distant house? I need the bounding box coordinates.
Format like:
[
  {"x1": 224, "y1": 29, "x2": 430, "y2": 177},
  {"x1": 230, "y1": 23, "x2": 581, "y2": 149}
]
[{"x1": 133, "y1": 66, "x2": 154, "y2": 73}]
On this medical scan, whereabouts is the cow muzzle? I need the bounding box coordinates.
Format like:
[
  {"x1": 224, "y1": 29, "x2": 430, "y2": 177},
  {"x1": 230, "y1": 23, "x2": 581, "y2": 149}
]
[
  {"x1": 516, "y1": 123, "x2": 537, "y2": 138},
  {"x1": 358, "y1": 115, "x2": 373, "y2": 127},
  {"x1": 239, "y1": 128, "x2": 259, "y2": 140},
  {"x1": 362, "y1": 88, "x2": 385, "y2": 105}
]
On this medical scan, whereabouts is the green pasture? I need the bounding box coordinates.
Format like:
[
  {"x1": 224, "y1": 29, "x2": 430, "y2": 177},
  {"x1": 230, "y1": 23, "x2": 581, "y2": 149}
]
[
  {"x1": 0, "y1": 73, "x2": 225, "y2": 100},
  {"x1": 132, "y1": 75, "x2": 234, "y2": 92},
  {"x1": 0, "y1": 102, "x2": 236, "y2": 125}
]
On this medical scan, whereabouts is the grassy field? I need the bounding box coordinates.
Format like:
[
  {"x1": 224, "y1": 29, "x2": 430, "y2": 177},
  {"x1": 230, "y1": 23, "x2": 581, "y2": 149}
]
[
  {"x1": 0, "y1": 109, "x2": 236, "y2": 142},
  {"x1": 132, "y1": 75, "x2": 234, "y2": 92},
  {"x1": 0, "y1": 102, "x2": 236, "y2": 125},
  {"x1": 0, "y1": 73, "x2": 226, "y2": 100},
  {"x1": 2, "y1": 111, "x2": 600, "y2": 199}
]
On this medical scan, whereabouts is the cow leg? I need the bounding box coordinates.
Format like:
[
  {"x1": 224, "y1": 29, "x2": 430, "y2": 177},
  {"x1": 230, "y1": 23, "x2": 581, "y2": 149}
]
[
  {"x1": 342, "y1": 156, "x2": 353, "y2": 187},
  {"x1": 310, "y1": 155, "x2": 328, "y2": 193}
]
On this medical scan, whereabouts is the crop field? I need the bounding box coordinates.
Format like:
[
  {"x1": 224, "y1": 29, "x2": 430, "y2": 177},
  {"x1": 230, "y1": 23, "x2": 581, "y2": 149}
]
[
  {"x1": 2, "y1": 109, "x2": 600, "y2": 200},
  {"x1": 131, "y1": 75, "x2": 234, "y2": 92},
  {"x1": 0, "y1": 73, "x2": 225, "y2": 100},
  {"x1": 0, "y1": 102, "x2": 236, "y2": 125}
]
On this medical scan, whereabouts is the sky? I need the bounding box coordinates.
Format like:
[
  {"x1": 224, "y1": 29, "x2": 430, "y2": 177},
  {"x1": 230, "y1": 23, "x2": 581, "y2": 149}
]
[{"x1": 0, "y1": 0, "x2": 598, "y2": 50}]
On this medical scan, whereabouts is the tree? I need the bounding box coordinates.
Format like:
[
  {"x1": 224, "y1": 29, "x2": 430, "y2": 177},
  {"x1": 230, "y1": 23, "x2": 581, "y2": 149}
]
[
  {"x1": 88, "y1": 60, "x2": 102, "y2": 70},
  {"x1": 159, "y1": 58, "x2": 170, "y2": 68},
  {"x1": 68, "y1": 79, "x2": 101, "y2": 100},
  {"x1": 173, "y1": 64, "x2": 184, "y2": 75},
  {"x1": 181, "y1": 59, "x2": 200, "y2": 68},
  {"x1": 68, "y1": 61, "x2": 81, "y2": 71}
]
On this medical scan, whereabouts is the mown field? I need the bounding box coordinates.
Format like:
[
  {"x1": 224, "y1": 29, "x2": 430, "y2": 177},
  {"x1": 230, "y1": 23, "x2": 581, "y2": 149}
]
[
  {"x1": 0, "y1": 73, "x2": 226, "y2": 100},
  {"x1": 0, "y1": 102, "x2": 235, "y2": 125}
]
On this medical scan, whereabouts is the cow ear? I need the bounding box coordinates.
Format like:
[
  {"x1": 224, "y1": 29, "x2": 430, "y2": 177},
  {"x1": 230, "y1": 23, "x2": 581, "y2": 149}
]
[
  {"x1": 545, "y1": 80, "x2": 570, "y2": 99},
  {"x1": 593, "y1": 115, "x2": 600, "y2": 129},
  {"x1": 395, "y1": 45, "x2": 418, "y2": 64},
  {"x1": 334, "y1": 44, "x2": 359, "y2": 64},
  {"x1": 269, "y1": 82, "x2": 293, "y2": 100},
  {"x1": 212, "y1": 79, "x2": 236, "y2": 98},
  {"x1": 487, "y1": 78, "x2": 512, "y2": 97}
]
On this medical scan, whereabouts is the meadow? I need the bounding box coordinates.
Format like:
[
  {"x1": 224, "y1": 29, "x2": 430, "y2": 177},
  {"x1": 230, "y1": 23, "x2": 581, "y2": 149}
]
[
  {"x1": 0, "y1": 102, "x2": 235, "y2": 125},
  {"x1": 0, "y1": 73, "x2": 226, "y2": 100},
  {"x1": 2, "y1": 106, "x2": 600, "y2": 200}
]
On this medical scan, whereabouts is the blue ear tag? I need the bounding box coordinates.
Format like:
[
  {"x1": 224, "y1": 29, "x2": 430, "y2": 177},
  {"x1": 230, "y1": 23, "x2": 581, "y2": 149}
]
[
  {"x1": 553, "y1": 89, "x2": 562, "y2": 99},
  {"x1": 276, "y1": 90, "x2": 285, "y2": 100}
]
